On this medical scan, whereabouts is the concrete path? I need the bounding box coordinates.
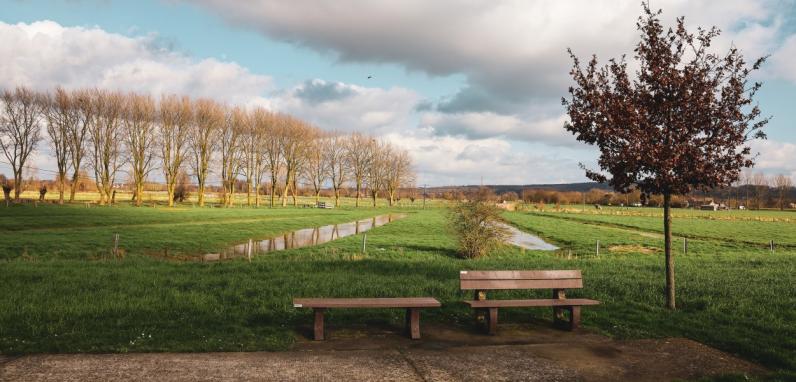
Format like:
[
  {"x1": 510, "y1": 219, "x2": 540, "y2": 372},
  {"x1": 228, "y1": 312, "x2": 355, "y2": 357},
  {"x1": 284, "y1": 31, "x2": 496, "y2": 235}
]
[{"x1": 0, "y1": 323, "x2": 765, "y2": 381}]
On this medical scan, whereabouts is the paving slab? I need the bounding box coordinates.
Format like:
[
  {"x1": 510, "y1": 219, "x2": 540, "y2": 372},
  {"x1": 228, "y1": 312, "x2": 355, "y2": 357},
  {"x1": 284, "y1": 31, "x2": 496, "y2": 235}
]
[
  {"x1": 0, "y1": 322, "x2": 766, "y2": 381},
  {"x1": 0, "y1": 350, "x2": 423, "y2": 382}
]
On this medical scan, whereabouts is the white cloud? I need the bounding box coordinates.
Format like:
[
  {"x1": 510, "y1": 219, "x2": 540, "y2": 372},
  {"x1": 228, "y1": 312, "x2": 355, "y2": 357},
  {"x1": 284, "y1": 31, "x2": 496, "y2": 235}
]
[
  {"x1": 770, "y1": 35, "x2": 796, "y2": 84},
  {"x1": 272, "y1": 79, "x2": 420, "y2": 134},
  {"x1": 750, "y1": 140, "x2": 796, "y2": 180},
  {"x1": 189, "y1": 0, "x2": 785, "y2": 109},
  {"x1": 420, "y1": 111, "x2": 575, "y2": 146},
  {"x1": 0, "y1": 20, "x2": 272, "y2": 103},
  {"x1": 384, "y1": 131, "x2": 593, "y2": 185}
]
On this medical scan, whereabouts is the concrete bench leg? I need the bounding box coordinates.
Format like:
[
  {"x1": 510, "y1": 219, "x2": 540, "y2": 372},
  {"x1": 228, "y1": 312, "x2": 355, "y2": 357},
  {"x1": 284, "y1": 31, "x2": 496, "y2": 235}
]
[
  {"x1": 487, "y1": 308, "x2": 498, "y2": 335},
  {"x1": 313, "y1": 308, "x2": 325, "y2": 340},
  {"x1": 405, "y1": 308, "x2": 421, "y2": 340},
  {"x1": 566, "y1": 306, "x2": 581, "y2": 331},
  {"x1": 553, "y1": 306, "x2": 565, "y2": 327}
]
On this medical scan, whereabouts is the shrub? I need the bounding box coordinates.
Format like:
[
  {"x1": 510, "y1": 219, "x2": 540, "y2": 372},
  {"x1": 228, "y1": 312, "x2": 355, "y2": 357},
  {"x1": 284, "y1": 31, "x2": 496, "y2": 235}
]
[
  {"x1": 173, "y1": 184, "x2": 190, "y2": 203},
  {"x1": 448, "y1": 194, "x2": 509, "y2": 259}
]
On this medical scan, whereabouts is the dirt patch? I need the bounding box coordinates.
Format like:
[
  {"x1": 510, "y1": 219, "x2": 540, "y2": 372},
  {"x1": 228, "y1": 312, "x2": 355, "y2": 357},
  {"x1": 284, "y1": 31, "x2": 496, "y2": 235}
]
[{"x1": 609, "y1": 245, "x2": 659, "y2": 254}]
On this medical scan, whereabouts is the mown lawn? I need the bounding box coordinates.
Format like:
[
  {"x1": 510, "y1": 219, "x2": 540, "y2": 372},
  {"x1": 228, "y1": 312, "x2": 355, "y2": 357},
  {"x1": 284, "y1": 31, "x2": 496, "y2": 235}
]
[{"x1": 0, "y1": 203, "x2": 794, "y2": 379}]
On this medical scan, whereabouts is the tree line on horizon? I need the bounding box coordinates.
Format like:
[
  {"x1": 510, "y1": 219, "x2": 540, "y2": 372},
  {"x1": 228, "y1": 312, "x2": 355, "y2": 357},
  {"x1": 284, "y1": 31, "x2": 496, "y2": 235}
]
[
  {"x1": 0, "y1": 86, "x2": 415, "y2": 207},
  {"x1": 427, "y1": 172, "x2": 795, "y2": 211}
]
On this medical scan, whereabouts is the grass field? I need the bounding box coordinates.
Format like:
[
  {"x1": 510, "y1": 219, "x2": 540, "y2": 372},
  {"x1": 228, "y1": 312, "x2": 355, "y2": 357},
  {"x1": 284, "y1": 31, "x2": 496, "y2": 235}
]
[{"x1": 0, "y1": 201, "x2": 794, "y2": 379}]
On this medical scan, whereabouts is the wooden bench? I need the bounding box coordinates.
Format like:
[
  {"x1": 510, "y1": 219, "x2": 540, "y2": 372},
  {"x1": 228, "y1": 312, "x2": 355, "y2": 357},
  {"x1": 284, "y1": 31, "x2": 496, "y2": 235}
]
[
  {"x1": 460, "y1": 270, "x2": 600, "y2": 335},
  {"x1": 293, "y1": 297, "x2": 441, "y2": 340}
]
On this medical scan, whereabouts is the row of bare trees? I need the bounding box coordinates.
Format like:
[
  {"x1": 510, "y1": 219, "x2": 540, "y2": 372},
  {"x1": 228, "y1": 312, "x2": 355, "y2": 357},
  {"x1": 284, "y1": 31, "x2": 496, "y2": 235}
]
[
  {"x1": 736, "y1": 171, "x2": 794, "y2": 210},
  {"x1": 0, "y1": 86, "x2": 415, "y2": 207}
]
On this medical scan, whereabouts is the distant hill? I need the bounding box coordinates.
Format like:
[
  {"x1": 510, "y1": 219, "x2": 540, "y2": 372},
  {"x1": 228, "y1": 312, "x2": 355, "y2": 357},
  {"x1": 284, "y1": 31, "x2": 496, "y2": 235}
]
[{"x1": 426, "y1": 182, "x2": 612, "y2": 194}]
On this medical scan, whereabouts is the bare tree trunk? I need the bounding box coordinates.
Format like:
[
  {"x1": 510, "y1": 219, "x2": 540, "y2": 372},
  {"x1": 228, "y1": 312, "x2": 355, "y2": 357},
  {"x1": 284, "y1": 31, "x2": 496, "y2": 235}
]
[
  {"x1": 167, "y1": 182, "x2": 176, "y2": 207},
  {"x1": 663, "y1": 192, "x2": 675, "y2": 310},
  {"x1": 389, "y1": 190, "x2": 395, "y2": 206},
  {"x1": 292, "y1": 175, "x2": 298, "y2": 206},
  {"x1": 282, "y1": 175, "x2": 290, "y2": 207},
  {"x1": 255, "y1": 183, "x2": 260, "y2": 207},
  {"x1": 69, "y1": 169, "x2": 80, "y2": 202},
  {"x1": 57, "y1": 175, "x2": 66, "y2": 204},
  {"x1": 198, "y1": 183, "x2": 205, "y2": 206},
  {"x1": 270, "y1": 175, "x2": 278, "y2": 208},
  {"x1": 355, "y1": 181, "x2": 362, "y2": 207},
  {"x1": 334, "y1": 189, "x2": 340, "y2": 207},
  {"x1": 13, "y1": 167, "x2": 22, "y2": 201},
  {"x1": 96, "y1": 184, "x2": 105, "y2": 205},
  {"x1": 136, "y1": 182, "x2": 144, "y2": 207}
]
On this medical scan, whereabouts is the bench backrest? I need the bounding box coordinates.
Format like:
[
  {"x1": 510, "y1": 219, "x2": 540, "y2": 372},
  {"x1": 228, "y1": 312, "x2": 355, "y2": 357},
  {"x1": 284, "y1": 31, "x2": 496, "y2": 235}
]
[{"x1": 460, "y1": 270, "x2": 583, "y2": 291}]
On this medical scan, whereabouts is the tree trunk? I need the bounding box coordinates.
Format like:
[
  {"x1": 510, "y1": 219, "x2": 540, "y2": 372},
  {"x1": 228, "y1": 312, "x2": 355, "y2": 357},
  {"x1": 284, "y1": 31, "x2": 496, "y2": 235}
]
[
  {"x1": 69, "y1": 168, "x2": 80, "y2": 202},
  {"x1": 663, "y1": 192, "x2": 675, "y2": 310},
  {"x1": 282, "y1": 182, "x2": 289, "y2": 207},
  {"x1": 13, "y1": 167, "x2": 22, "y2": 201},
  {"x1": 247, "y1": 181, "x2": 252, "y2": 207},
  {"x1": 167, "y1": 179, "x2": 175, "y2": 207},
  {"x1": 135, "y1": 183, "x2": 144, "y2": 207},
  {"x1": 270, "y1": 177, "x2": 278, "y2": 208},
  {"x1": 355, "y1": 181, "x2": 361, "y2": 207},
  {"x1": 58, "y1": 175, "x2": 66, "y2": 205},
  {"x1": 334, "y1": 188, "x2": 340, "y2": 207},
  {"x1": 292, "y1": 176, "x2": 298, "y2": 206},
  {"x1": 255, "y1": 183, "x2": 260, "y2": 207},
  {"x1": 389, "y1": 190, "x2": 395, "y2": 206},
  {"x1": 198, "y1": 182, "x2": 205, "y2": 207},
  {"x1": 372, "y1": 192, "x2": 377, "y2": 207}
]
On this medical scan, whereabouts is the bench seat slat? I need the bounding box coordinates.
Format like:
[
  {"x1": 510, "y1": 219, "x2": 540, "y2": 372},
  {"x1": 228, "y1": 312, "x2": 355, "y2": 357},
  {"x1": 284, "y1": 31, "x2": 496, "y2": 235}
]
[
  {"x1": 460, "y1": 270, "x2": 582, "y2": 280},
  {"x1": 461, "y1": 278, "x2": 583, "y2": 290},
  {"x1": 293, "y1": 297, "x2": 441, "y2": 308},
  {"x1": 464, "y1": 298, "x2": 600, "y2": 308}
]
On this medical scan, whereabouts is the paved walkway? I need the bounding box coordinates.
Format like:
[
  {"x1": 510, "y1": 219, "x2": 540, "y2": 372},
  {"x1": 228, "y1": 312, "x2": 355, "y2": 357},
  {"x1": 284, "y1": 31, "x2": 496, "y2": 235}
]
[{"x1": 0, "y1": 323, "x2": 765, "y2": 381}]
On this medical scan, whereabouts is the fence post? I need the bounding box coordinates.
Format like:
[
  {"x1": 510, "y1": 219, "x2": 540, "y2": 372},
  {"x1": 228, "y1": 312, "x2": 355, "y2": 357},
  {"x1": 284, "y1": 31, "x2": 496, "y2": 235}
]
[
  {"x1": 113, "y1": 234, "x2": 119, "y2": 259},
  {"x1": 362, "y1": 233, "x2": 367, "y2": 254},
  {"x1": 683, "y1": 238, "x2": 688, "y2": 255},
  {"x1": 248, "y1": 239, "x2": 253, "y2": 262},
  {"x1": 596, "y1": 240, "x2": 600, "y2": 257},
  {"x1": 770, "y1": 240, "x2": 774, "y2": 254}
]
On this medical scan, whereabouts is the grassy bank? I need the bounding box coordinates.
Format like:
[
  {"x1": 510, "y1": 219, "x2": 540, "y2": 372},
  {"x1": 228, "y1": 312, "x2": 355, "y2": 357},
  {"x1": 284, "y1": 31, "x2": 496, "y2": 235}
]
[{"x1": 0, "y1": 204, "x2": 794, "y2": 378}]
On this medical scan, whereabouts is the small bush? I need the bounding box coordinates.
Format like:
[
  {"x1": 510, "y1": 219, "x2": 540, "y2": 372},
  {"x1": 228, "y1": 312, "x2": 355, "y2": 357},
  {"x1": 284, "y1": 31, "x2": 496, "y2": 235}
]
[
  {"x1": 173, "y1": 184, "x2": 190, "y2": 203},
  {"x1": 448, "y1": 193, "x2": 509, "y2": 259}
]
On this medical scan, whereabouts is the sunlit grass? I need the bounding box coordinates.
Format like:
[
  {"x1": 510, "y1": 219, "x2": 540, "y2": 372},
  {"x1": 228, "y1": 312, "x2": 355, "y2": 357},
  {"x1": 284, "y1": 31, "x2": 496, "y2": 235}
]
[{"x1": 0, "y1": 204, "x2": 793, "y2": 378}]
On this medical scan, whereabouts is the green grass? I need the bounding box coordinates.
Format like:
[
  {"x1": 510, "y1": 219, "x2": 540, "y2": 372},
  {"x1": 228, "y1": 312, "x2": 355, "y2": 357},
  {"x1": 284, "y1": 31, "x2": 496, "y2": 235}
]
[{"x1": 0, "y1": 203, "x2": 794, "y2": 379}]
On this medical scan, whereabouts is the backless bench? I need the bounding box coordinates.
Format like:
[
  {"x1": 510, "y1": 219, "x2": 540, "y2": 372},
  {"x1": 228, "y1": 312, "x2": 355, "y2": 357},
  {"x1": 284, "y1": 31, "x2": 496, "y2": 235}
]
[{"x1": 293, "y1": 297, "x2": 441, "y2": 340}]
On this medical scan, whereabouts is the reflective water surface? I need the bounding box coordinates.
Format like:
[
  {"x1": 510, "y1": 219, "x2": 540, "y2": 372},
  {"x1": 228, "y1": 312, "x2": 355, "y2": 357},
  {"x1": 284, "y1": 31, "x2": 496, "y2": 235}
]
[
  {"x1": 207, "y1": 214, "x2": 407, "y2": 260},
  {"x1": 498, "y1": 222, "x2": 558, "y2": 251}
]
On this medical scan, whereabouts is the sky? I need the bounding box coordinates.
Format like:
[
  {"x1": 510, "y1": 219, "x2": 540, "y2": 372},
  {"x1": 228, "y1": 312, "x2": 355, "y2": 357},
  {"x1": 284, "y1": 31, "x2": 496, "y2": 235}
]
[{"x1": 1, "y1": 0, "x2": 795, "y2": 186}]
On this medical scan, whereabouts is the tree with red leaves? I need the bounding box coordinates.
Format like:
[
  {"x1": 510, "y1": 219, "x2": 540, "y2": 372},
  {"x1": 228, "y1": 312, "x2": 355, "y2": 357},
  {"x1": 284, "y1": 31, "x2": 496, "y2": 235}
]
[{"x1": 563, "y1": 4, "x2": 768, "y2": 309}]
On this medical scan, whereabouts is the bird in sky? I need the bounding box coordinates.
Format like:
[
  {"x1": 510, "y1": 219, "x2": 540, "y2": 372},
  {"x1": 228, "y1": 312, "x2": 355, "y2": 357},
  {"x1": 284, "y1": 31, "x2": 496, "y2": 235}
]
[{"x1": 367, "y1": 75, "x2": 373, "y2": 79}]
